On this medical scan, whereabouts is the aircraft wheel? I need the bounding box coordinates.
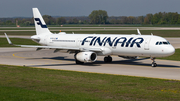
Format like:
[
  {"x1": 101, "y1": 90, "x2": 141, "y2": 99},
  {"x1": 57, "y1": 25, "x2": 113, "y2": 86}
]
[
  {"x1": 104, "y1": 57, "x2": 109, "y2": 63},
  {"x1": 108, "y1": 56, "x2": 112, "y2": 62},
  {"x1": 152, "y1": 62, "x2": 157, "y2": 67}
]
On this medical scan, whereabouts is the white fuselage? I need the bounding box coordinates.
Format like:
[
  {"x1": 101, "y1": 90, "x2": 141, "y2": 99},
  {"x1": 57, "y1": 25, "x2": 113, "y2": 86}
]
[
  {"x1": 26, "y1": 8, "x2": 176, "y2": 66},
  {"x1": 4, "y1": 8, "x2": 175, "y2": 67},
  {"x1": 34, "y1": 33, "x2": 175, "y2": 58}
]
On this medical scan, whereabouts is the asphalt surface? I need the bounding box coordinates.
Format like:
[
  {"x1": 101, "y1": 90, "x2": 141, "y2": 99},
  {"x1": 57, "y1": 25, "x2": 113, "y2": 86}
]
[
  {"x1": 0, "y1": 28, "x2": 180, "y2": 80},
  {"x1": 0, "y1": 48, "x2": 180, "y2": 80}
]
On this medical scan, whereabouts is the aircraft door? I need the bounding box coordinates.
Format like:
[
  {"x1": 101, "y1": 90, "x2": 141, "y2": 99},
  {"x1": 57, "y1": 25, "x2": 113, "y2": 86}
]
[
  {"x1": 76, "y1": 38, "x2": 81, "y2": 47},
  {"x1": 144, "y1": 38, "x2": 151, "y2": 50}
]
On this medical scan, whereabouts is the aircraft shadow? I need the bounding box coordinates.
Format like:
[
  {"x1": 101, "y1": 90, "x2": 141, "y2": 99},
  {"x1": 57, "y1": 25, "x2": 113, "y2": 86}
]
[
  {"x1": 30, "y1": 63, "x2": 101, "y2": 67},
  {"x1": 27, "y1": 56, "x2": 180, "y2": 68},
  {"x1": 105, "y1": 60, "x2": 180, "y2": 68},
  {"x1": 26, "y1": 56, "x2": 75, "y2": 61}
]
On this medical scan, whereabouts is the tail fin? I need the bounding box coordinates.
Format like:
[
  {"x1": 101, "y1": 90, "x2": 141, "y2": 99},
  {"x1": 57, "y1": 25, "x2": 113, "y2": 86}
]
[{"x1": 32, "y1": 8, "x2": 51, "y2": 35}]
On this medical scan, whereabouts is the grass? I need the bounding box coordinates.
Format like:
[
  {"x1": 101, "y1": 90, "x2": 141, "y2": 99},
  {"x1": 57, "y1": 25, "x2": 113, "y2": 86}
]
[
  {"x1": 0, "y1": 31, "x2": 36, "y2": 35},
  {"x1": 0, "y1": 27, "x2": 180, "y2": 37},
  {"x1": 0, "y1": 65, "x2": 180, "y2": 101},
  {"x1": 158, "y1": 49, "x2": 180, "y2": 61},
  {"x1": 0, "y1": 38, "x2": 39, "y2": 47},
  {"x1": 63, "y1": 30, "x2": 180, "y2": 37}
]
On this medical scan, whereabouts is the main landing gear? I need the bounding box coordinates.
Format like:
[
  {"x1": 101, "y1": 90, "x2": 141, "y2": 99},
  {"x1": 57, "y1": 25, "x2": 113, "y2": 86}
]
[
  {"x1": 151, "y1": 57, "x2": 157, "y2": 67},
  {"x1": 104, "y1": 56, "x2": 112, "y2": 63}
]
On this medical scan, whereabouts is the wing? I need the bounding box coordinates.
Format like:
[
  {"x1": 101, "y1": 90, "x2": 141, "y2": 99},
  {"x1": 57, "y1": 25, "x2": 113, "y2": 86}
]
[
  {"x1": 19, "y1": 45, "x2": 102, "y2": 52},
  {"x1": 4, "y1": 33, "x2": 102, "y2": 52}
]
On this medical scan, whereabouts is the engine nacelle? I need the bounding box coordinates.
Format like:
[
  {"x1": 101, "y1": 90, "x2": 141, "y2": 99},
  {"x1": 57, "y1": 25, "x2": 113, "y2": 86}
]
[{"x1": 75, "y1": 52, "x2": 97, "y2": 63}]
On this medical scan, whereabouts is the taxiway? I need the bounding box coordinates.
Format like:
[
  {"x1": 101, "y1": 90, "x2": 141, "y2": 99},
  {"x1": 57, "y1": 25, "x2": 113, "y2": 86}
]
[{"x1": 0, "y1": 48, "x2": 180, "y2": 80}]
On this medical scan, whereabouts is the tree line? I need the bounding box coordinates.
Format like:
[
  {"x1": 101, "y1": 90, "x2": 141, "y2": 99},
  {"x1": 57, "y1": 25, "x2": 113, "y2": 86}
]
[{"x1": 0, "y1": 11, "x2": 180, "y2": 26}]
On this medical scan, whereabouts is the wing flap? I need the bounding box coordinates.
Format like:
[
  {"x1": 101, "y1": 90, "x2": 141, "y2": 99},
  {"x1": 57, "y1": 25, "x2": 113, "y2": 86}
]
[
  {"x1": 19, "y1": 45, "x2": 102, "y2": 52},
  {"x1": 19, "y1": 45, "x2": 79, "y2": 50}
]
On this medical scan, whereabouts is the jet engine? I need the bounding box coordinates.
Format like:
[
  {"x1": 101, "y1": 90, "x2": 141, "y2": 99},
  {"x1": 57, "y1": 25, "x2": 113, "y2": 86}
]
[{"x1": 75, "y1": 52, "x2": 97, "y2": 63}]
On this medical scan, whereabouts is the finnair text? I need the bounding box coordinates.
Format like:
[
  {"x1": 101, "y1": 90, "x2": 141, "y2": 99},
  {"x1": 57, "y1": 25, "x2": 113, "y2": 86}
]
[{"x1": 81, "y1": 36, "x2": 144, "y2": 48}]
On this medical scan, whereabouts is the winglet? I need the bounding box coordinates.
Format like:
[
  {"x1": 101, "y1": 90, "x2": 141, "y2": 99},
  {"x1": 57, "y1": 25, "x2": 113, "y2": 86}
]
[
  {"x1": 4, "y1": 33, "x2": 13, "y2": 45},
  {"x1": 137, "y1": 29, "x2": 141, "y2": 35}
]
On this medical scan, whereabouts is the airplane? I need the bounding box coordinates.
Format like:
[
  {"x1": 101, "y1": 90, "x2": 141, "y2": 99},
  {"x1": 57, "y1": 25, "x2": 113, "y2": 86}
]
[{"x1": 5, "y1": 8, "x2": 175, "y2": 67}]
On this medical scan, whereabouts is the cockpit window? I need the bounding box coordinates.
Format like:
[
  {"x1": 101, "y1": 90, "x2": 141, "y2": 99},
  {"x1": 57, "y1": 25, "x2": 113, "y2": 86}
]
[
  {"x1": 156, "y1": 42, "x2": 159, "y2": 45},
  {"x1": 167, "y1": 41, "x2": 170, "y2": 44},
  {"x1": 163, "y1": 42, "x2": 168, "y2": 44},
  {"x1": 155, "y1": 41, "x2": 171, "y2": 45}
]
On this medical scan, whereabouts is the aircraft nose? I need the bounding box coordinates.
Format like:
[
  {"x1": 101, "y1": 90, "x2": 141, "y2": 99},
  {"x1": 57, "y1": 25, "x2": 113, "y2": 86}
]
[{"x1": 165, "y1": 46, "x2": 175, "y2": 56}]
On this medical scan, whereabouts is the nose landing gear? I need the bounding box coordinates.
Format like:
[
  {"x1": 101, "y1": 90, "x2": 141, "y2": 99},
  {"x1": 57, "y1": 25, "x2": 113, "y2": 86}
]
[{"x1": 151, "y1": 57, "x2": 157, "y2": 67}]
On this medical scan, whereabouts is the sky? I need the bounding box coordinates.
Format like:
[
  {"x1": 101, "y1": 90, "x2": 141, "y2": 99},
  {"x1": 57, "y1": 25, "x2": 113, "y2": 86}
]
[{"x1": 0, "y1": 0, "x2": 180, "y2": 17}]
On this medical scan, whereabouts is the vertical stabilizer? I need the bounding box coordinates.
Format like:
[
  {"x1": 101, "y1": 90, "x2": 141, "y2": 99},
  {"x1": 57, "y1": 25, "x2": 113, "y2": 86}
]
[{"x1": 32, "y1": 8, "x2": 51, "y2": 35}]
